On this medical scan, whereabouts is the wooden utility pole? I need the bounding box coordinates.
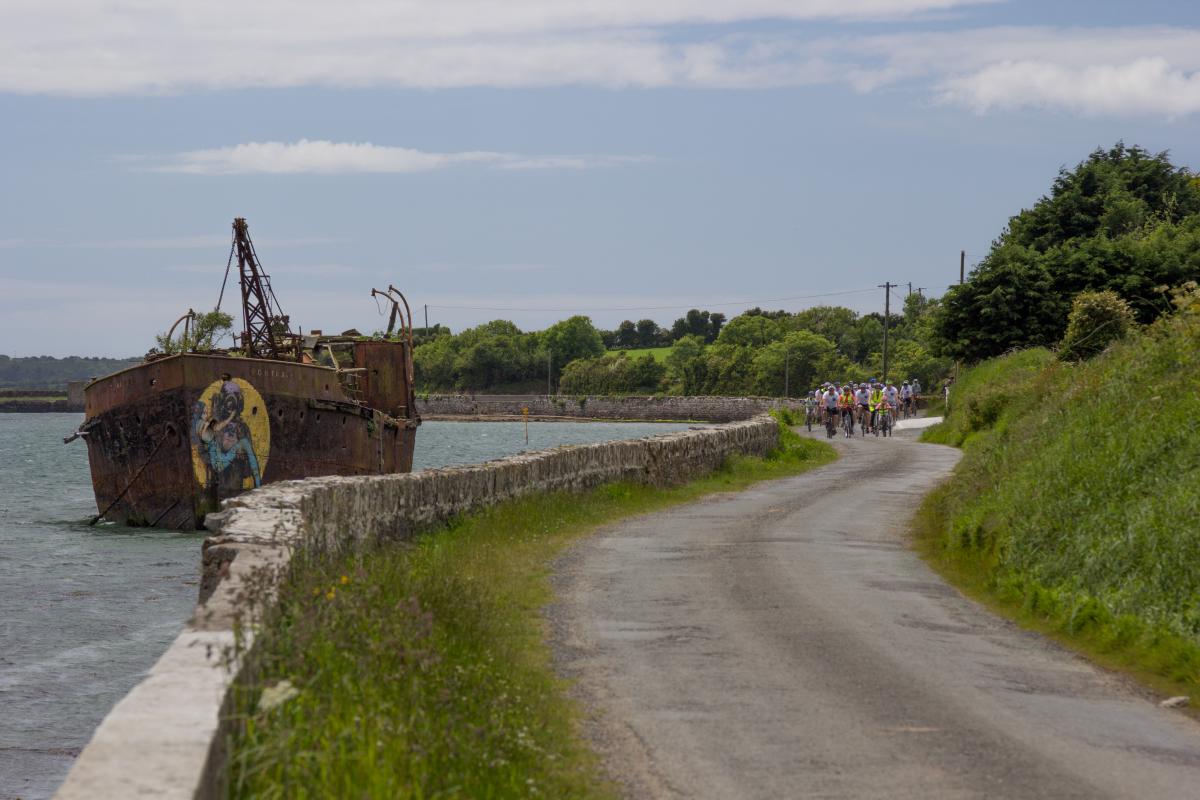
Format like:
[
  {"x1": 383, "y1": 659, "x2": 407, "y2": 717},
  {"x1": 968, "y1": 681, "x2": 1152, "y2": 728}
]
[
  {"x1": 879, "y1": 282, "x2": 896, "y2": 383},
  {"x1": 960, "y1": 250, "x2": 966, "y2": 284},
  {"x1": 424, "y1": 303, "x2": 428, "y2": 331}
]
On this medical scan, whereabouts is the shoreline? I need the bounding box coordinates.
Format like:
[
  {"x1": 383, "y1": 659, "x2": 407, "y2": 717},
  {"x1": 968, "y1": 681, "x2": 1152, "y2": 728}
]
[
  {"x1": 0, "y1": 400, "x2": 81, "y2": 413},
  {"x1": 421, "y1": 413, "x2": 710, "y2": 424}
]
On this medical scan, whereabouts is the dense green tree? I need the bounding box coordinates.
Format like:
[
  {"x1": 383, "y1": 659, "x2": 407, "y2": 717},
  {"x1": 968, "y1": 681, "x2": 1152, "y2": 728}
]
[
  {"x1": 414, "y1": 320, "x2": 542, "y2": 390},
  {"x1": 751, "y1": 331, "x2": 841, "y2": 397},
  {"x1": 698, "y1": 343, "x2": 755, "y2": 395},
  {"x1": 789, "y1": 306, "x2": 858, "y2": 354},
  {"x1": 708, "y1": 312, "x2": 727, "y2": 342},
  {"x1": 667, "y1": 309, "x2": 724, "y2": 343},
  {"x1": 559, "y1": 352, "x2": 666, "y2": 394},
  {"x1": 410, "y1": 324, "x2": 451, "y2": 347},
  {"x1": 539, "y1": 315, "x2": 605, "y2": 380},
  {"x1": 614, "y1": 320, "x2": 639, "y2": 348},
  {"x1": 664, "y1": 335, "x2": 708, "y2": 395},
  {"x1": 685, "y1": 309, "x2": 710, "y2": 339},
  {"x1": 635, "y1": 318, "x2": 663, "y2": 347},
  {"x1": 715, "y1": 314, "x2": 786, "y2": 347},
  {"x1": 933, "y1": 143, "x2": 1200, "y2": 361}
]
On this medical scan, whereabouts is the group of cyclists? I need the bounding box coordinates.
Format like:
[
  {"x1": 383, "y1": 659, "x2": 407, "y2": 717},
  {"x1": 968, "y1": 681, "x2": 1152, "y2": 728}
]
[{"x1": 803, "y1": 378, "x2": 922, "y2": 439}]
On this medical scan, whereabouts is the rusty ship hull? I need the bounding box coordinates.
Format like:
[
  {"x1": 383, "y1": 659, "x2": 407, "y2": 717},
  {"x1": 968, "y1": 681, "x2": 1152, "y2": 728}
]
[{"x1": 82, "y1": 347, "x2": 418, "y2": 530}]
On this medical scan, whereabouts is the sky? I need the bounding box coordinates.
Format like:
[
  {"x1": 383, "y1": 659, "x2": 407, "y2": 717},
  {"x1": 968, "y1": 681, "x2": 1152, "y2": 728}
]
[{"x1": 2, "y1": 0, "x2": 1199, "y2": 357}]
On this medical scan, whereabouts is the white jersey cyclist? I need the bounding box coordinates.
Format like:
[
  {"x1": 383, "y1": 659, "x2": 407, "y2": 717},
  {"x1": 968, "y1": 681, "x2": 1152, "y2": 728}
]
[
  {"x1": 855, "y1": 386, "x2": 870, "y2": 407},
  {"x1": 883, "y1": 384, "x2": 899, "y2": 406},
  {"x1": 900, "y1": 383, "x2": 913, "y2": 400},
  {"x1": 823, "y1": 388, "x2": 840, "y2": 412}
]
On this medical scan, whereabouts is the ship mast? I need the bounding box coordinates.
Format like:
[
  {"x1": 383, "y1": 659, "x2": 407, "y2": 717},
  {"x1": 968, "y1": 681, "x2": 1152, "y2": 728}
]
[{"x1": 232, "y1": 217, "x2": 292, "y2": 359}]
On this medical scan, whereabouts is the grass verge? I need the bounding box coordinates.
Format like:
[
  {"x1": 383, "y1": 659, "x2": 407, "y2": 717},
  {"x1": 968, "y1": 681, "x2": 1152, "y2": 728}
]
[
  {"x1": 915, "y1": 303, "x2": 1200, "y2": 705},
  {"x1": 915, "y1": 484, "x2": 1200, "y2": 710},
  {"x1": 226, "y1": 416, "x2": 835, "y2": 799}
]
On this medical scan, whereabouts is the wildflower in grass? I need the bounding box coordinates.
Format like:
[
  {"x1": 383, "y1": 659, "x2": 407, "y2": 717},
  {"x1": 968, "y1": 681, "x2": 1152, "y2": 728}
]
[
  {"x1": 326, "y1": 588, "x2": 336, "y2": 600},
  {"x1": 257, "y1": 680, "x2": 299, "y2": 713},
  {"x1": 340, "y1": 575, "x2": 350, "y2": 585}
]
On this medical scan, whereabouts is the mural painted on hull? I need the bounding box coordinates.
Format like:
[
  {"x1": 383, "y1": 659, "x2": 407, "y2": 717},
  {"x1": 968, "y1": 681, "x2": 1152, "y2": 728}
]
[{"x1": 191, "y1": 378, "x2": 271, "y2": 494}]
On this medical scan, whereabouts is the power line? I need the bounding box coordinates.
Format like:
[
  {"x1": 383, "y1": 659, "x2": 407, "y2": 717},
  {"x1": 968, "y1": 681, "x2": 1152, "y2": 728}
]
[{"x1": 424, "y1": 287, "x2": 880, "y2": 314}]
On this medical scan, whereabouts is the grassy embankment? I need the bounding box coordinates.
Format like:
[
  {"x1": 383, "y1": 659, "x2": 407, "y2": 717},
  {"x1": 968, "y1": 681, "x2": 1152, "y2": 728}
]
[
  {"x1": 917, "y1": 308, "x2": 1200, "y2": 700},
  {"x1": 226, "y1": 413, "x2": 834, "y2": 799}
]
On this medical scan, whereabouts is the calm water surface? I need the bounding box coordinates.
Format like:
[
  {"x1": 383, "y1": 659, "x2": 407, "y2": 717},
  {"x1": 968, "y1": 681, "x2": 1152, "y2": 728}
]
[{"x1": 0, "y1": 413, "x2": 689, "y2": 800}]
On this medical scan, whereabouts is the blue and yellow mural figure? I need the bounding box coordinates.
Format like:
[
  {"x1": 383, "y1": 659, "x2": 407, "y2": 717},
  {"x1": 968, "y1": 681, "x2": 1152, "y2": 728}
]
[{"x1": 191, "y1": 378, "x2": 270, "y2": 496}]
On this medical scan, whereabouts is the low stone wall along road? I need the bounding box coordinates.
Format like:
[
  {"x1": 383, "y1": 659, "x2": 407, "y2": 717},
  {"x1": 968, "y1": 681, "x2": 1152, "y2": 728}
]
[{"x1": 551, "y1": 425, "x2": 1200, "y2": 799}]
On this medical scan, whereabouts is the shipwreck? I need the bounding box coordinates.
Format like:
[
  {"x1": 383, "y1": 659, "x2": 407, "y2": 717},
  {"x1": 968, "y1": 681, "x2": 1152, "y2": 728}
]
[{"x1": 66, "y1": 218, "x2": 420, "y2": 530}]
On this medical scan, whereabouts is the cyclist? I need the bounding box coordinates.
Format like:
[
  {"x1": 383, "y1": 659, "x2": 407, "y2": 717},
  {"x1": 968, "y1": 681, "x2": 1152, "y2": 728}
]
[
  {"x1": 868, "y1": 382, "x2": 884, "y2": 432},
  {"x1": 838, "y1": 385, "x2": 855, "y2": 437},
  {"x1": 876, "y1": 392, "x2": 896, "y2": 436},
  {"x1": 854, "y1": 382, "x2": 871, "y2": 433},
  {"x1": 822, "y1": 384, "x2": 840, "y2": 436},
  {"x1": 883, "y1": 381, "x2": 899, "y2": 416},
  {"x1": 911, "y1": 378, "x2": 922, "y2": 406},
  {"x1": 900, "y1": 381, "x2": 913, "y2": 417},
  {"x1": 802, "y1": 391, "x2": 819, "y2": 430}
]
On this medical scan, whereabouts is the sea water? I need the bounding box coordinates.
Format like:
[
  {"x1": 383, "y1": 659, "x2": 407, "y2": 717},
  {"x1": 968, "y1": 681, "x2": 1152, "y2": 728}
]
[{"x1": 0, "y1": 413, "x2": 690, "y2": 799}]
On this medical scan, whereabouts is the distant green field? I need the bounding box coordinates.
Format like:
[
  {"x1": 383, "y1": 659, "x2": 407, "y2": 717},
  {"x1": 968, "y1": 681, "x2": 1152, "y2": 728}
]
[{"x1": 609, "y1": 346, "x2": 673, "y2": 363}]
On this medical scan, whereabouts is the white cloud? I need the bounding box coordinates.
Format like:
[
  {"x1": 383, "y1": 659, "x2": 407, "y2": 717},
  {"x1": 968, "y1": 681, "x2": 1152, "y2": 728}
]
[
  {"x1": 146, "y1": 140, "x2": 647, "y2": 175},
  {"x1": 0, "y1": 0, "x2": 986, "y2": 95},
  {"x1": 2, "y1": 2, "x2": 1199, "y2": 118},
  {"x1": 845, "y1": 26, "x2": 1200, "y2": 116},
  {"x1": 938, "y1": 57, "x2": 1200, "y2": 117}
]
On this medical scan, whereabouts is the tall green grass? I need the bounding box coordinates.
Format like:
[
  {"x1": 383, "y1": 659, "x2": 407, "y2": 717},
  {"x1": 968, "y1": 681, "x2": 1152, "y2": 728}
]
[
  {"x1": 226, "y1": 417, "x2": 835, "y2": 798},
  {"x1": 918, "y1": 311, "x2": 1200, "y2": 691}
]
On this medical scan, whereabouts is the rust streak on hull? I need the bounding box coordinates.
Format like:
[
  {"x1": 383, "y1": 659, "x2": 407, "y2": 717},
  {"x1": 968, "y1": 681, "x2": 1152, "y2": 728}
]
[{"x1": 83, "y1": 351, "x2": 418, "y2": 530}]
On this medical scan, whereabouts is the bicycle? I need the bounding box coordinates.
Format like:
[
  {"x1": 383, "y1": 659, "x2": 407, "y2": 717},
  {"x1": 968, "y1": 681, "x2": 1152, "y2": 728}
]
[
  {"x1": 804, "y1": 403, "x2": 816, "y2": 432},
  {"x1": 877, "y1": 406, "x2": 893, "y2": 437},
  {"x1": 842, "y1": 409, "x2": 854, "y2": 438},
  {"x1": 824, "y1": 408, "x2": 838, "y2": 439}
]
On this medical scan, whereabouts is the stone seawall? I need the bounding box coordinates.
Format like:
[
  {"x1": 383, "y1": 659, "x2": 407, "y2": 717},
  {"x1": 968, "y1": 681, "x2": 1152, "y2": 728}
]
[
  {"x1": 56, "y1": 414, "x2": 780, "y2": 799},
  {"x1": 418, "y1": 394, "x2": 805, "y2": 423}
]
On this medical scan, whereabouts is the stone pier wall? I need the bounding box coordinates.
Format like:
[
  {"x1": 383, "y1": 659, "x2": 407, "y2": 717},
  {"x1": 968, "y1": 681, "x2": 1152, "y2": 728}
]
[
  {"x1": 418, "y1": 394, "x2": 805, "y2": 423},
  {"x1": 55, "y1": 414, "x2": 781, "y2": 799}
]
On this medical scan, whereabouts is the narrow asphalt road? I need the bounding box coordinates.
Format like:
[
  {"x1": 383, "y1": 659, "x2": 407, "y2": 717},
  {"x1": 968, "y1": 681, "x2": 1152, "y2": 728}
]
[{"x1": 550, "y1": 424, "x2": 1200, "y2": 799}]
